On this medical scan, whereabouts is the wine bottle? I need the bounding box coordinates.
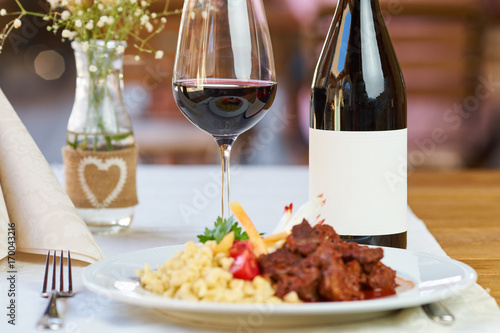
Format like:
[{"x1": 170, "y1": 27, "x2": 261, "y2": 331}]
[{"x1": 309, "y1": 0, "x2": 407, "y2": 248}]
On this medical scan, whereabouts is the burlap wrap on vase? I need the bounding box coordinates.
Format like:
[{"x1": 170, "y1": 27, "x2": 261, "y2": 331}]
[{"x1": 62, "y1": 145, "x2": 139, "y2": 209}]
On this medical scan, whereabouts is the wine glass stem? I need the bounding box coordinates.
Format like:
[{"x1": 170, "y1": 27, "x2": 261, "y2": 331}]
[{"x1": 216, "y1": 137, "x2": 236, "y2": 220}]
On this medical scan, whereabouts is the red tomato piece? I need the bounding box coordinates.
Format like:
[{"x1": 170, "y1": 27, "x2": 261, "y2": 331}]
[
  {"x1": 228, "y1": 241, "x2": 260, "y2": 280},
  {"x1": 228, "y1": 240, "x2": 253, "y2": 258},
  {"x1": 229, "y1": 250, "x2": 260, "y2": 280}
]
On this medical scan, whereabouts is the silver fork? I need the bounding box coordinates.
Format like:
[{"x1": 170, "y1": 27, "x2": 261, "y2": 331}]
[{"x1": 36, "y1": 250, "x2": 73, "y2": 330}]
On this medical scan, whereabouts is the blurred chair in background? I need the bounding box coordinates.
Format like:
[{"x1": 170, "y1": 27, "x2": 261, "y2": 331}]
[{"x1": 3, "y1": 0, "x2": 500, "y2": 169}]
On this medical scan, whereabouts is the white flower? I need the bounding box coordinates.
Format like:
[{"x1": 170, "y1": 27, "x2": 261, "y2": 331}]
[
  {"x1": 201, "y1": 11, "x2": 207, "y2": 20},
  {"x1": 130, "y1": 0, "x2": 137, "y2": 4},
  {"x1": 98, "y1": 15, "x2": 113, "y2": 26},
  {"x1": 77, "y1": 10, "x2": 84, "y2": 16},
  {"x1": 116, "y1": 45, "x2": 125, "y2": 54},
  {"x1": 117, "y1": 7, "x2": 123, "y2": 12},
  {"x1": 155, "y1": 50, "x2": 164, "y2": 59},
  {"x1": 61, "y1": 0, "x2": 68, "y2": 6},
  {"x1": 47, "y1": 0, "x2": 60, "y2": 9},
  {"x1": 85, "y1": 20, "x2": 94, "y2": 30},
  {"x1": 145, "y1": 22, "x2": 153, "y2": 32},
  {"x1": 0, "y1": 9, "x2": 7, "y2": 16},
  {"x1": 61, "y1": 10, "x2": 71, "y2": 20},
  {"x1": 81, "y1": 41, "x2": 89, "y2": 52},
  {"x1": 134, "y1": 55, "x2": 140, "y2": 61},
  {"x1": 61, "y1": 29, "x2": 71, "y2": 38},
  {"x1": 89, "y1": 65, "x2": 98, "y2": 72},
  {"x1": 161, "y1": 17, "x2": 167, "y2": 23},
  {"x1": 140, "y1": 14, "x2": 149, "y2": 25},
  {"x1": 13, "y1": 19, "x2": 22, "y2": 29},
  {"x1": 141, "y1": 1, "x2": 147, "y2": 6},
  {"x1": 75, "y1": 19, "x2": 82, "y2": 27},
  {"x1": 43, "y1": 16, "x2": 50, "y2": 21},
  {"x1": 135, "y1": 9, "x2": 142, "y2": 17},
  {"x1": 151, "y1": 13, "x2": 157, "y2": 19},
  {"x1": 97, "y1": 3, "x2": 104, "y2": 10},
  {"x1": 69, "y1": 31, "x2": 77, "y2": 40}
]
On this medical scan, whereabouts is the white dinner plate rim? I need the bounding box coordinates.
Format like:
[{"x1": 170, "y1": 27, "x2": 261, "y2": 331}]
[{"x1": 82, "y1": 244, "x2": 477, "y2": 315}]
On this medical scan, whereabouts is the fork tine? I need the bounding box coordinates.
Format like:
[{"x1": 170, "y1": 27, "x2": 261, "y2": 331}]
[
  {"x1": 68, "y1": 250, "x2": 73, "y2": 294},
  {"x1": 51, "y1": 251, "x2": 57, "y2": 291},
  {"x1": 59, "y1": 250, "x2": 64, "y2": 293},
  {"x1": 38, "y1": 250, "x2": 65, "y2": 330},
  {"x1": 41, "y1": 250, "x2": 50, "y2": 294}
]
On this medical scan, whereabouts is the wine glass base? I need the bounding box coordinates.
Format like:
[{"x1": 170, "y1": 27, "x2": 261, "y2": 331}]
[{"x1": 77, "y1": 207, "x2": 135, "y2": 235}]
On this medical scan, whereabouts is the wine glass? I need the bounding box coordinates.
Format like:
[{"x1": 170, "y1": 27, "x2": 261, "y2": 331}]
[{"x1": 172, "y1": 0, "x2": 276, "y2": 219}]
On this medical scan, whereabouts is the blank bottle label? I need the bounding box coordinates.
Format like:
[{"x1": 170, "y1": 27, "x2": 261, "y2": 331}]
[{"x1": 309, "y1": 128, "x2": 407, "y2": 235}]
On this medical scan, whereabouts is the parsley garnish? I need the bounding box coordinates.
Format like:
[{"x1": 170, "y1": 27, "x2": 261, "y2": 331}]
[{"x1": 197, "y1": 216, "x2": 249, "y2": 243}]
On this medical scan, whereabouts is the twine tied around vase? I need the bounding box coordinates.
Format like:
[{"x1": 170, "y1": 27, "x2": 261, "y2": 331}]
[{"x1": 62, "y1": 145, "x2": 138, "y2": 209}]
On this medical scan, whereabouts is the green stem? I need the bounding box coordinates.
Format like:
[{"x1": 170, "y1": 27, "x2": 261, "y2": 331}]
[
  {"x1": 13, "y1": 0, "x2": 25, "y2": 12},
  {"x1": 130, "y1": 32, "x2": 156, "y2": 52},
  {"x1": 79, "y1": 42, "x2": 127, "y2": 152},
  {"x1": 83, "y1": 134, "x2": 88, "y2": 150}
]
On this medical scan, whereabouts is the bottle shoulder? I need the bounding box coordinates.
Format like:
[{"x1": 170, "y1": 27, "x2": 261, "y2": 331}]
[{"x1": 312, "y1": 0, "x2": 404, "y2": 90}]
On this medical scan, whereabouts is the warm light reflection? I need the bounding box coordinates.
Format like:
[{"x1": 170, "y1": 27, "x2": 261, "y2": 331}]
[{"x1": 34, "y1": 50, "x2": 65, "y2": 80}]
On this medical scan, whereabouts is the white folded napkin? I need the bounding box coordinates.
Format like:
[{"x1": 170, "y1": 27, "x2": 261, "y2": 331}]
[
  {"x1": 0, "y1": 88, "x2": 103, "y2": 263},
  {"x1": 0, "y1": 182, "x2": 9, "y2": 259}
]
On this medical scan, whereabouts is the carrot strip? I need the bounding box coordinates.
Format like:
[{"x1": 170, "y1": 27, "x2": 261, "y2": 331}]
[{"x1": 229, "y1": 201, "x2": 268, "y2": 256}]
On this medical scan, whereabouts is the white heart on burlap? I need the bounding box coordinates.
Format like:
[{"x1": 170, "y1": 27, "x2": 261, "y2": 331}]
[{"x1": 78, "y1": 156, "x2": 127, "y2": 208}]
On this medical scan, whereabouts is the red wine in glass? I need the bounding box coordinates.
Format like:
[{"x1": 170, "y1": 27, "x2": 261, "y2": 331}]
[
  {"x1": 173, "y1": 79, "x2": 277, "y2": 137},
  {"x1": 172, "y1": 0, "x2": 276, "y2": 219}
]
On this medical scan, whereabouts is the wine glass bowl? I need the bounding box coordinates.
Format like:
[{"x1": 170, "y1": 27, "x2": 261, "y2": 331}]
[
  {"x1": 172, "y1": 0, "x2": 275, "y2": 84},
  {"x1": 172, "y1": 0, "x2": 276, "y2": 218},
  {"x1": 173, "y1": 79, "x2": 277, "y2": 137}
]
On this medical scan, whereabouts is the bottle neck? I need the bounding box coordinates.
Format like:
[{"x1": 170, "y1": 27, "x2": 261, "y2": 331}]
[
  {"x1": 339, "y1": 0, "x2": 381, "y2": 10},
  {"x1": 337, "y1": 0, "x2": 383, "y2": 20}
]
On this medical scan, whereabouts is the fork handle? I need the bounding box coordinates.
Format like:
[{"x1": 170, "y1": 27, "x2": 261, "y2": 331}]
[
  {"x1": 422, "y1": 301, "x2": 455, "y2": 324},
  {"x1": 36, "y1": 291, "x2": 62, "y2": 330}
]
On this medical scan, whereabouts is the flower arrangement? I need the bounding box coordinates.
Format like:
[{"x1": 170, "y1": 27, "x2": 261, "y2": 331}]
[
  {"x1": 0, "y1": 0, "x2": 182, "y2": 153},
  {"x1": 0, "y1": 0, "x2": 181, "y2": 59}
]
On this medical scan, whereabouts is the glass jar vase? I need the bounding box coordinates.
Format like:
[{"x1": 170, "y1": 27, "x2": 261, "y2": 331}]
[{"x1": 62, "y1": 40, "x2": 138, "y2": 234}]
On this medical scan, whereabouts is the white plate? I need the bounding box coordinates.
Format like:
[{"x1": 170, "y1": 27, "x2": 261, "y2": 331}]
[{"x1": 82, "y1": 245, "x2": 477, "y2": 328}]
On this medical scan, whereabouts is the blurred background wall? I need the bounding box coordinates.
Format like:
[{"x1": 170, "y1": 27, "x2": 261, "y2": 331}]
[{"x1": 2, "y1": 0, "x2": 500, "y2": 169}]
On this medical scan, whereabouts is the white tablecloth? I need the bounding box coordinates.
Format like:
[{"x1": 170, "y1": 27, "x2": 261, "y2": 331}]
[{"x1": 2, "y1": 165, "x2": 500, "y2": 333}]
